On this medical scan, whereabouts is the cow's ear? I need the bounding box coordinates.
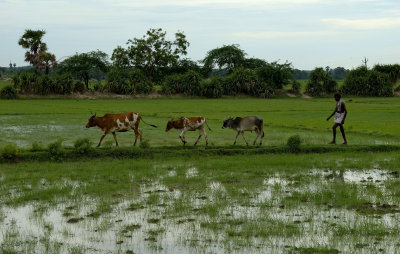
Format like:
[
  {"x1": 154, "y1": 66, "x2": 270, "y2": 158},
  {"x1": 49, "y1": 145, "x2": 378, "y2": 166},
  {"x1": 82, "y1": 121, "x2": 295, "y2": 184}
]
[{"x1": 94, "y1": 112, "x2": 96, "y2": 117}]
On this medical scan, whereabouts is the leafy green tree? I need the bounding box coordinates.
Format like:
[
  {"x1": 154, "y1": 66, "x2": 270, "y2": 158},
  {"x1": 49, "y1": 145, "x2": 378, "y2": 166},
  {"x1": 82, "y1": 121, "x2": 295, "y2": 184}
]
[
  {"x1": 110, "y1": 46, "x2": 130, "y2": 69},
  {"x1": 58, "y1": 50, "x2": 109, "y2": 89},
  {"x1": 256, "y1": 61, "x2": 294, "y2": 89},
  {"x1": 202, "y1": 44, "x2": 245, "y2": 76},
  {"x1": 18, "y1": 29, "x2": 56, "y2": 74},
  {"x1": 243, "y1": 58, "x2": 267, "y2": 70},
  {"x1": 112, "y1": 28, "x2": 189, "y2": 82},
  {"x1": 331, "y1": 67, "x2": 348, "y2": 80},
  {"x1": 169, "y1": 58, "x2": 202, "y2": 75},
  {"x1": 305, "y1": 67, "x2": 337, "y2": 96}
]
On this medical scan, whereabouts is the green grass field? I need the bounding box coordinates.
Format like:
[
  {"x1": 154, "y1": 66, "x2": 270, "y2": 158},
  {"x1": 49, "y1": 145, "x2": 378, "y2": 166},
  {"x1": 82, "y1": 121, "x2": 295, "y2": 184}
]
[
  {"x1": 1, "y1": 97, "x2": 400, "y2": 148},
  {"x1": 1, "y1": 96, "x2": 400, "y2": 253}
]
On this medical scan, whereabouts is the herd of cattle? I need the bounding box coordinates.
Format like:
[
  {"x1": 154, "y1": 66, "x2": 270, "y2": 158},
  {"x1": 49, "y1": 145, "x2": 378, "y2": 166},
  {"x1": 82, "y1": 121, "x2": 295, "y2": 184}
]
[{"x1": 86, "y1": 112, "x2": 265, "y2": 147}]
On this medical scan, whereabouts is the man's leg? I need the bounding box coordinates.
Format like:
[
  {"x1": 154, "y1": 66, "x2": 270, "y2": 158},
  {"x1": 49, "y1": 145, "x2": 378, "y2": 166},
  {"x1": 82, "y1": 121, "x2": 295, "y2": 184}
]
[
  {"x1": 329, "y1": 123, "x2": 339, "y2": 144},
  {"x1": 339, "y1": 124, "x2": 347, "y2": 144}
]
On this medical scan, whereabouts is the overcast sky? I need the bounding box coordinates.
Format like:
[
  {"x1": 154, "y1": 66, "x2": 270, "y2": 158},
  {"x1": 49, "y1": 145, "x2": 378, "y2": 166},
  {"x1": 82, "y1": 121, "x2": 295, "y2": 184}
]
[{"x1": 1, "y1": 0, "x2": 399, "y2": 69}]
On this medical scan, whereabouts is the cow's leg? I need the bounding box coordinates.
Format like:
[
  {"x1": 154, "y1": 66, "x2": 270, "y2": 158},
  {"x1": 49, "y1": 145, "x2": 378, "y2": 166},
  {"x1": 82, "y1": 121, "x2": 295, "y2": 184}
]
[
  {"x1": 253, "y1": 129, "x2": 261, "y2": 146},
  {"x1": 112, "y1": 131, "x2": 119, "y2": 146},
  {"x1": 133, "y1": 128, "x2": 142, "y2": 146},
  {"x1": 194, "y1": 129, "x2": 202, "y2": 146},
  {"x1": 97, "y1": 133, "x2": 107, "y2": 147},
  {"x1": 234, "y1": 130, "x2": 241, "y2": 145},
  {"x1": 260, "y1": 130, "x2": 264, "y2": 146},
  {"x1": 241, "y1": 131, "x2": 249, "y2": 146},
  {"x1": 179, "y1": 130, "x2": 187, "y2": 145},
  {"x1": 203, "y1": 128, "x2": 208, "y2": 146}
]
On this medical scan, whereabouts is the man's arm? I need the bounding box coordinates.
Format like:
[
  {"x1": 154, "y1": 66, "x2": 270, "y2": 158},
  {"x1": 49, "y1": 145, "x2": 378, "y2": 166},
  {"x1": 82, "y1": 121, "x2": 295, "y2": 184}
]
[{"x1": 326, "y1": 108, "x2": 336, "y2": 121}]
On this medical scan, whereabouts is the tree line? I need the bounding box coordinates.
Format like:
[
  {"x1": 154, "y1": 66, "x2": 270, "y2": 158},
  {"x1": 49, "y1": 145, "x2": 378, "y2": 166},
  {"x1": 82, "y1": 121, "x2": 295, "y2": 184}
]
[{"x1": 1, "y1": 28, "x2": 400, "y2": 99}]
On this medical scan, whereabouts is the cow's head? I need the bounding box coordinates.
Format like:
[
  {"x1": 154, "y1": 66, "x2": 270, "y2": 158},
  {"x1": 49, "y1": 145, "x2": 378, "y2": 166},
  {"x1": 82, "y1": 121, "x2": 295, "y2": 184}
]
[
  {"x1": 86, "y1": 113, "x2": 97, "y2": 128},
  {"x1": 165, "y1": 119, "x2": 174, "y2": 132},
  {"x1": 222, "y1": 118, "x2": 233, "y2": 129}
]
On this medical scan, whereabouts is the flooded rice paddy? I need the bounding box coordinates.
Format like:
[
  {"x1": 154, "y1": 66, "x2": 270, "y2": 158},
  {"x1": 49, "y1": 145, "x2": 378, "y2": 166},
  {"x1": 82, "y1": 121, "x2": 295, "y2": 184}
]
[{"x1": 1, "y1": 154, "x2": 400, "y2": 253}]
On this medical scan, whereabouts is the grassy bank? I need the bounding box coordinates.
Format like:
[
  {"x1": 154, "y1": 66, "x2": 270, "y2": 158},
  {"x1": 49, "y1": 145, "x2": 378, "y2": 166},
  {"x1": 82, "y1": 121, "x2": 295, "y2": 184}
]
[{"x1": 2, "y1": 143, "x2": 400, "y2": 163}]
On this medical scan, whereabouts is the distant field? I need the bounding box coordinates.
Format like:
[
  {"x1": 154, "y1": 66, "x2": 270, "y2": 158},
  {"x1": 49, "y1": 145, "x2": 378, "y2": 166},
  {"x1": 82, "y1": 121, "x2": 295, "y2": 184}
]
[{"x1": 0, "y1": 97, "x2": 400, "y2": 148}]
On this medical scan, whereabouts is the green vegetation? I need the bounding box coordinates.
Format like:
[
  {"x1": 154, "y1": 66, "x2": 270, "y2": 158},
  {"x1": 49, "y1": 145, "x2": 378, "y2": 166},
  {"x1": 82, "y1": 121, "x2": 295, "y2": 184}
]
[
  {"x1": 1, "y1": 152, "x2": 400, "y2": 252},
  {"x1": 1, "y1": 97, "x2": 399, "y2": 149},
  {"x1": 287, "y1": 135, "x2": 302, "y2": 153},
  {"x1": 306, "y1": 67, "x2": 337, "y2": 96},
  {"x1": 342, "y1": 66, "x2": 394, "y2": 97},
  {"x1": 0, "y1": 85, "x2": 17, "y2": 99},
  {"x1": 1, "y1": 143, "x2": 18, "y2": 161},
  {"x1": 0, "y1": 91, "x2": 400, "y2": 252}
]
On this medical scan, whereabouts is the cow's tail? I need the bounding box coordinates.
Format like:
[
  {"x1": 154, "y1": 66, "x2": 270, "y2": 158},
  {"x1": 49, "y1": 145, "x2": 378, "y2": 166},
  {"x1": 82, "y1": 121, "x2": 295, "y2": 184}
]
[
  {"x1": 141, "y1": 117, "x2": 157, "y2": 128},
  {"x1": 205, "y1": 120, "x2": 212, "y2": 131}
]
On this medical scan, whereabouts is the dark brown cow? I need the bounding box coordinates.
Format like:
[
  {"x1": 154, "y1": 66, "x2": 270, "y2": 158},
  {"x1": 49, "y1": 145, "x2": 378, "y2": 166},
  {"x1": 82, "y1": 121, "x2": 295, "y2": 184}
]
[
  {"x1": 165, "y1": 117, "x2": 211, "y2": 146},
  {"x1": 86, "y1": 112, "x2": 156, "y2": 147}
]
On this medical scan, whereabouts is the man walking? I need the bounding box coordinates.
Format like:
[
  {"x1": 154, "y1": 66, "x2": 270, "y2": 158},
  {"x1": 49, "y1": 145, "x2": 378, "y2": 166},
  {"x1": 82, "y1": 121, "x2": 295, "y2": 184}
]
[{"x1": 326, "y1": 93, "x2": 348, "y2": 145}]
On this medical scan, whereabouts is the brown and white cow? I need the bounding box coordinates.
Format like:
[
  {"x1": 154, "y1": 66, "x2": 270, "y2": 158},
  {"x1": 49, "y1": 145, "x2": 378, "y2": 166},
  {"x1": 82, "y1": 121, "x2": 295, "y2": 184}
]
[
  {"x1": 165, "y1": 117, "x2": 211, "y2": 146},
  {"x1": 86, "y1": 112, "x2": 156, "y2": 147},
  {"x1": 222, "y1": 116, "x2": 264, "y2": 146}
]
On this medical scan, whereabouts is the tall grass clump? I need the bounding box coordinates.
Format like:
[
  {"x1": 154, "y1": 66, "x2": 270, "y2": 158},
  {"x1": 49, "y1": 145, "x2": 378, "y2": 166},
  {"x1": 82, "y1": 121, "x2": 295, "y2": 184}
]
[
  {"x1": 287, "y1": 135, "x2": 302, "y2": 153},
  {"x1": 48, "y1": 140, "x2": 65, "y2": 161},
  {"x1": 139, "y1": 139, "x2": 151, "y2": 149},
  {"x1": 73, "y1": 137, "x2": 93, "y2": 154},
  {"x1": 1, "y1": 143, "x2": 18, "y2": 161},
  {"x1": 30, "y1": 141, "x2": 44, "y2": 152}
]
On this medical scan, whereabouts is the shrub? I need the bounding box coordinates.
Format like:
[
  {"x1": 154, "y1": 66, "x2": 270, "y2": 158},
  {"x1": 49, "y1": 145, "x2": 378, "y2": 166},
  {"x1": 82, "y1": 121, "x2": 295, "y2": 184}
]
[
  {"x1": 128, "y1": 69, "x2": 153, "y2": 94},
  {"x1": 30, "y1": 141, "x2": 44, "y2": 152},
  {"x1": 74, "y1": 81, "x2": 86, "y2": 93},
  {"x1": 2, "y1": 143, "x2": 18, "y2": 161},
  {"x1": 223, "y1": 67, "x2": 258, "y2": 95},
  {"x1": 36, "y1": 75, "x2": 53, "y2": 95},
  {"x1": 74, "y1": 137, "x2": 93, "y2": 154},
  {"x1": 291, "y1": 80, "x2": 301, "y2": 94},
  {"x1": 287, "y1": 135, "x2": 302, "y2": 153},
  {"x1": 93, "y1": 81, "x2": 104, "y2": 92},
  {"x1": 106, "y1": 68, "x2": 130, "y2": 94},
  {"x1": 11, "y1": 75, "x2": 20, "y2": 89},
  {"x1": 305, "y1": 67, "x2": 337, "y2": 96},
  {"x1": 48, "y1": 140, "x2": 65, "y2": 161},
  {"x1": 373, "y1": 64, "x2": 400, "y2": 85},
  {"x1": 255, "y1": 82, "x2": 276, "y2": 98},
  {"x1": 19, "y1": 72, "x2": 38, "y2": 93},
  {"x1": 342, "y1": 66, "x2": 393, "y2": 97},
  {"x1": 162, "y1": 71, "x2": 202, "y2": 96},
  {"x1": 201, "y1": 77, "x2": 223, "y2": 98},
  {"x1": 0, "y1": 85, "x2": 17, "y2": 99},
  {"x1": 54, "y1": 74, "x2": 74, "y2": 94}
]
